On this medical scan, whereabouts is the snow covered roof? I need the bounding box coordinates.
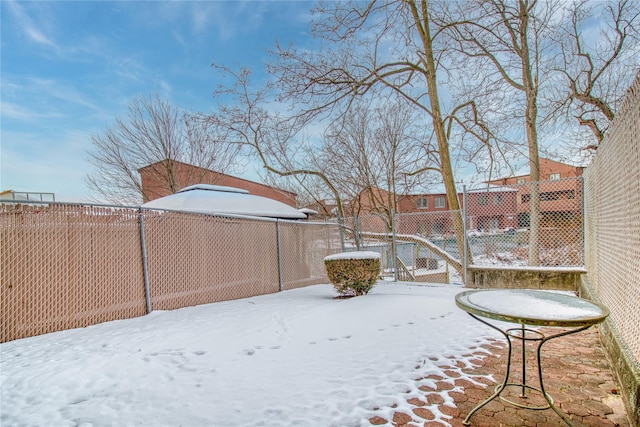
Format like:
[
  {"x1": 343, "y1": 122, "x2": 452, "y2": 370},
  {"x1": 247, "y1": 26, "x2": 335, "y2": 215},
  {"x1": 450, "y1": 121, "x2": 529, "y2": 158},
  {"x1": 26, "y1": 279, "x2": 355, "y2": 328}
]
[
  {"x1": 298, "y1": 207, "x2": 318, "y2": 216},
  {"x1": 465, "y1": 184, "x2": 518, "y2": 193},
  {"x1": 409, "y1": 182, "x2": 516, "y2": 196},
  {"x1": 142, "y1": 184, "x2": 307, "y2": 220}
]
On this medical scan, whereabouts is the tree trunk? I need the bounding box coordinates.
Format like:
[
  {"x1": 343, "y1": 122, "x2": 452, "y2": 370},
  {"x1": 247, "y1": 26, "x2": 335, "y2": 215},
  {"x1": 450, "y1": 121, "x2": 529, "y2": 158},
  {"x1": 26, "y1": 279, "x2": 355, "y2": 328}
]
[
  {"x1": 411, "y1": 0, "x2": 471, "y2": 275},
  {"x1": 519, "y1": 1, "x2": 541, "y2": 266}
]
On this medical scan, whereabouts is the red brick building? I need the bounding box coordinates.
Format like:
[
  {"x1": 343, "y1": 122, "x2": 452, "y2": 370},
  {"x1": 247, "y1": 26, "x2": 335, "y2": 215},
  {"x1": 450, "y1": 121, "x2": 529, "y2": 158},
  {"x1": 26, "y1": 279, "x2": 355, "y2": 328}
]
[
  {"x1": 486, "y1": 157, "x2": 584, "y2": 186},
  {"x1": 486, "y1": 158, "x2": 584, "y2": 228},
  {"x1": 397, "y1": 186, "x2": 518, "y2": 236},
  {"x1": 138, "y1": 160, "x2": 298, "y2": 207},
  {"x1": 344, "y1": 185, "x2": 517, "y2": 236}
]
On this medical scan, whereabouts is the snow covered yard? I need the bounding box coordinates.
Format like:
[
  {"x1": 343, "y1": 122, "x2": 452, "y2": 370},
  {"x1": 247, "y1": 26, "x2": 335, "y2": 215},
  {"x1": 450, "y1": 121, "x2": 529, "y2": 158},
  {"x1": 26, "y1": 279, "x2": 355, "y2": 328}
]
[{"x1": 1, "y1": 282, "x2": 498, "y2": 427}]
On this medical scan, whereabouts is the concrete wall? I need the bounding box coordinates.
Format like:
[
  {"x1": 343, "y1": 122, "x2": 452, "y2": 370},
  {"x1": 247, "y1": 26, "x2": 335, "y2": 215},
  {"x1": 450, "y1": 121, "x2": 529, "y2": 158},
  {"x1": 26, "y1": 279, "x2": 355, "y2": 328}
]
[{"x1": 465, "y1": 266, "x2": 585, "y2": 291}]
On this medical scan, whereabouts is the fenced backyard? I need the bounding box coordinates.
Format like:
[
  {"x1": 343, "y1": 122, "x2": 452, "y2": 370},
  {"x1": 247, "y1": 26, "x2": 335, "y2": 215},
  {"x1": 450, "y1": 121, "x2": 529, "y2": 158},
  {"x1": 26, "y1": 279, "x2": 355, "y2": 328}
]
[
  {"x1": 0, "y1": 176, "x2": 606, "y2": 340},
  {"x1": 1, "y1": 76, "x2": 638, "y2": 427}
]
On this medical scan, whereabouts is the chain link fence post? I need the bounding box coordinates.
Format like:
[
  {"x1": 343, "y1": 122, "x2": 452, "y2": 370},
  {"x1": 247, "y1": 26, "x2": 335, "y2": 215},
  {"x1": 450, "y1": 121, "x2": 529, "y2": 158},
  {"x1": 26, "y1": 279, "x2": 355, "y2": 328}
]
[
  {"x1": 276, "y1": 220, "x2": 283, "y2": 292},
  {"x1": 462, "y1": 185, "x2": 468, "y2": 286},
  {"x1": 391, "y1": 211, "x2": 398, "y2": 282},
  {"x1": 138, "y1": 208, "x2": 152, "y2": 314}
]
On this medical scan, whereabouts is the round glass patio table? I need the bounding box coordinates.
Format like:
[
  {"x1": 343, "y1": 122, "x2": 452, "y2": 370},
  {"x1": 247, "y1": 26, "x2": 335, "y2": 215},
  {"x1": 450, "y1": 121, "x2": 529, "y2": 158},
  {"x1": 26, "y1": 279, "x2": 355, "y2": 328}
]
[{"x1": 455, "y1": 289, "x2": 609, "y2": 426}]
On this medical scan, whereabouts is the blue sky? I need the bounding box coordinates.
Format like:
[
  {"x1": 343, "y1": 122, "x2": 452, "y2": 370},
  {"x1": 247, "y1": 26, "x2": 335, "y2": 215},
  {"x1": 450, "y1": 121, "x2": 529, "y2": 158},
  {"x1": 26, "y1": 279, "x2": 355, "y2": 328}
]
[{"x1": 1, "y1": 0, "x2": 314, "y2": 202}]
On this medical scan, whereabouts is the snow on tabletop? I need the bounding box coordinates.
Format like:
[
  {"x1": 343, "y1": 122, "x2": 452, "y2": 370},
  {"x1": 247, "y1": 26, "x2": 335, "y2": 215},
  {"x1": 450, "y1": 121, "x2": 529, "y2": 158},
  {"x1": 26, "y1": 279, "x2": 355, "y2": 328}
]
[
  {"x1": 324, "y1": 251, "x2": 382, "y2": 261},
  {"x1": 466, "y1": 290, "x2": 603, "y2": 321},
  {"x1": 1, "y1": 283, "x2": 497, "y2": 427}
]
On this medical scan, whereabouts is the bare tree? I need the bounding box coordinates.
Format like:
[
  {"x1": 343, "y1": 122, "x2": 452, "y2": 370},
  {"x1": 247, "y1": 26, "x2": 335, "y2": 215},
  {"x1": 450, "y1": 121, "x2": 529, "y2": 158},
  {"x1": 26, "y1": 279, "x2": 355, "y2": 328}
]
[
  {"x1": 205, "y1": 65, "x2": 434, "y2": 223},
  {"x1": 86, "y1": 95, "x2": 241, "y2": 205},
  {"x1": 441, "y1": 0, "x2": 638, "y2": 263},
  {"x1": 323, "y1": 99, "x2": 433, "y2": 224},
  {"x1": 441, "y1": 0, "x2": 562, "y2": 265},
  {"x1": 204, "y1": 66, "x2": 349, "y2": 217},
  {"x1": 554, "y1": 0, "x2": 640, "y2": 147},
  {"x1": 263, "y1": 0, "x2": 501, "y2": 272}
]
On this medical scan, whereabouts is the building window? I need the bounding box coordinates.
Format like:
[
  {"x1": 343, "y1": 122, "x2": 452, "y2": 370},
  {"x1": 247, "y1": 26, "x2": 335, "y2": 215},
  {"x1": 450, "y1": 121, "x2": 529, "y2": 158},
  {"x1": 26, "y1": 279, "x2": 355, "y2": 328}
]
[
  {"x1": 493, "y1": 194, "x2": 503, "y2": 205},
  {"x1": 541, "y1": 192, "x2": 559, "y2": 201},
  {"x1": 478, "y1": 194, "x2": 488, "y2": 205},
  {"x1": 550, "y1": 173, "x2": 560, "y2": 181},
  {"x1": 434, "y1": 197, "x2": 446, "y2": 208},
  {"x1": 416, "y1": 198, "x2": 428, "y2": 209},
  {"x1": 516, "y1": 178, "x2": 526, "y2": 184}
]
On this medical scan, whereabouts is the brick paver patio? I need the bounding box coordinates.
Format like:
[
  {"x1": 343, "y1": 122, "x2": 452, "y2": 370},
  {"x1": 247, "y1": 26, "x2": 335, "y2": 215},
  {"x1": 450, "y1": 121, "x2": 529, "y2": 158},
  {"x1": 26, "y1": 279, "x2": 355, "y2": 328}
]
[{"x1": 370, "y1": 326, "x2": 630, "y2": 427}]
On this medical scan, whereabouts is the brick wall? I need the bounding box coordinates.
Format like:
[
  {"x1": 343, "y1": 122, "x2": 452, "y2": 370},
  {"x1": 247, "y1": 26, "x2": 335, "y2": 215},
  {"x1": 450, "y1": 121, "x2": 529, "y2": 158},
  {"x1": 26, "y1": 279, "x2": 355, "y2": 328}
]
[{"x1": 138, "y1": 160, "x2": 297, "y2": 207}]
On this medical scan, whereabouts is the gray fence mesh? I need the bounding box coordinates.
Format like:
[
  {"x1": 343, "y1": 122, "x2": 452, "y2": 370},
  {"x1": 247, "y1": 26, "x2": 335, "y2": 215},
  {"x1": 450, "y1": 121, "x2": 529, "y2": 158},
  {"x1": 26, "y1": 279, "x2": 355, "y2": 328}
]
[
  {"x1": 583, "y1": 75, "x2": 640, "y2": 364},
  {"x1": 340, "y1": 214, "x2": 395, "y2": 275},
  {"x1": 394, "y1": 211, "x2": 460, "y2": 283},
  {"x1": 348, "y1": 180, "x2": 584, "y2": 284},
  {"x1": 465, "y1": 178, "x2": 583, "y2": 267}
]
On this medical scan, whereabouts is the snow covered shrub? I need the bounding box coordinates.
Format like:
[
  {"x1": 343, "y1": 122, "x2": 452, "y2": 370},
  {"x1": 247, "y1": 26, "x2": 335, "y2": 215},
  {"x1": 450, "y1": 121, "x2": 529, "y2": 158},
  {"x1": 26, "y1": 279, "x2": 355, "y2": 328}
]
[{"x1": 324, "y1": 251, "x2": 381, "y2": 297}]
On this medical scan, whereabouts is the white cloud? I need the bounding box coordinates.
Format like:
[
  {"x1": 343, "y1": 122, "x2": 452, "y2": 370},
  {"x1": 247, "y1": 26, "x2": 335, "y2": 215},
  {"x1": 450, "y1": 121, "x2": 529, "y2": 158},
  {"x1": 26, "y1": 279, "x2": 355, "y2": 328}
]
[
  {"x1": 158, "y1": 80, "x2": 172, "y2": 96},
  {"x1": 0, "y1": 102, "x2": 64, "y2": 121},
  {"x1": 24, "y1": 26, "x2": 55, "y2": 47},
  {"x1": 189, "y1": 1, "x2": 270, "y2": 40},
  {"x1": 28, "y1": 77, "x2": 100, "y2": 111},
  {"x1": 4, "y1": 0, "x2": 58, "y2": 49}
]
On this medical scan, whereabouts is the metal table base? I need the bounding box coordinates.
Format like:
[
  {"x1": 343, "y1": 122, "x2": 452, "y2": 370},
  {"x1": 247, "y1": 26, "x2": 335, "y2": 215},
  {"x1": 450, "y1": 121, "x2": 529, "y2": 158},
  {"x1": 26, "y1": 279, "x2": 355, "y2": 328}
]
[{"x1": 462, "y1": 313, "x2": 593, "y2": 426}]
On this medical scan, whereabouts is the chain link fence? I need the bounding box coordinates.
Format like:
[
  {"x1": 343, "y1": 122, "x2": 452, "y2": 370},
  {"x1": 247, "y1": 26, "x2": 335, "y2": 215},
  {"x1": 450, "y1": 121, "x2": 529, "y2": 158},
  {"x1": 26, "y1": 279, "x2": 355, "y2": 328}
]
[
  {"x1": 2, "y1": 173, "x2": 634, "y2": 380},
  {"x1": 340, "y1": 214, "x2": 395, "y2": 277},
  {"x1": 583, "y1": 75, "x2": 640, "y2": 365},
  {"x1": 1, "y1": 177, "x2": 589, "y2": 342},
  {"x1": 1, "y1": 202, "x2": 343, "y2": 342},
  {"x1": 1, "y1": 204, "x2": 147, "y2": 342},
  {"x1": 465, "y1": 178, "x2": 583, "y2": 267},
  {"x1": 348, "y1": 178, "x2": 584, "y2": 284},
  {"x1": 394, "y1": 211, "x2": 461, "y2": 283}
]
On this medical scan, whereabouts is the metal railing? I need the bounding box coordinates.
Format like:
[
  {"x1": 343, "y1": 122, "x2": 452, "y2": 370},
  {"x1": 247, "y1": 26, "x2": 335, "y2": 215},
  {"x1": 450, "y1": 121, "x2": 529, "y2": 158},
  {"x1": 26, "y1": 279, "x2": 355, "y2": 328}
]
[{"x1": 347, "y1": 177, "x2": 585, "y2": 284}]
